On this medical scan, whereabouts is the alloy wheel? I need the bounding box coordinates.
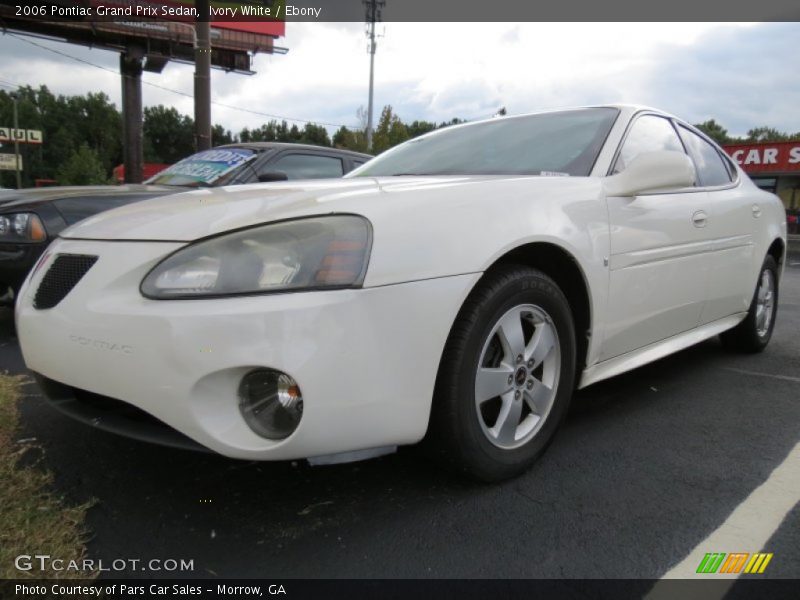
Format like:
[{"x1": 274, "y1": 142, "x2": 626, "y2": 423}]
[
  {"x1": 474, "y1": 304, "x2": 561, "y2": 450},
  {"x1": 755, "y1": 269, "x2": 775, "y2": 337}
]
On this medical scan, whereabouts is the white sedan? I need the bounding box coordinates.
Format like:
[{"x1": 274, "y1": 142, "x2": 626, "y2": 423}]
[{"x1": 16, "y1": 105, "x2": 786, "y2": 480}]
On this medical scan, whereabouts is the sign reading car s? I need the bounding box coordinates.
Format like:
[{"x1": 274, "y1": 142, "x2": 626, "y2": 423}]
[{"x1": 725, "y1": 141, "x2": 800, "y2": 173}]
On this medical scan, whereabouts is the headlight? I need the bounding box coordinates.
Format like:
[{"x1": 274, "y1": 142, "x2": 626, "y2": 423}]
[
  {"x1": 140, "y1": 215, "x2": 372, "y2": 299},
  {"x1": 0, "y1": 213, "x2": 47, "y2": 243}
]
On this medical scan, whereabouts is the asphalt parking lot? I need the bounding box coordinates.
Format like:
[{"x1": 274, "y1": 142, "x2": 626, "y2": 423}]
[{"x1": 1, "y1": 253, "x2": 798, "y2": 581}]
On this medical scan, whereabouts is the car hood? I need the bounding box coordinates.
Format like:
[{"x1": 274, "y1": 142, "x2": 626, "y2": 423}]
[
  {"x1": 0, "y1": 184, "x2": 179, "y2": 210},
  {"x1": 60, "y1": 175, "x2": 599, "y2": 242}
]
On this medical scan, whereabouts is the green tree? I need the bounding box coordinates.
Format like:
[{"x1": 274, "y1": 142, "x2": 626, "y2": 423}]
[
  {"x1": 287, "y1": 124, "x2": 301, "y2": 142},
  {"x1": 372, "y1": 105, "x2": 409, "y2": 154},
  {"x1": 438, "y1": 117, "x2": 466, "y2": 129},
  {"x1": 332, "y1": 125, "x2": 352, "y2": 148},
  {"x1": 143, "y1": 105, "x2": 194, "y2": 163},
  {"x1": 407, "y1": 120, "x2": 437, "y2": 138},
  {"x1": 212, "y1": 124, "x2": 235, "y2": 146},
  {"x1": 694, "y1": 121, "x2": 800, "y2": 144},
  {"x1": 332, "y1": 125, "x2": 367, "y2": 152},
  {"x1": 275, "y1": 120, "x2": 290, "y2": 141},
  {"x1": 71, "y1": 92, "x2": 122, "y2": 174},
  {"x1": 694, "y1": 119, "x2": 732, "y2": 145},
  {"x1": 0, "y1": 85, "x2": 120, "y2": 187},
  {"x1": 745, "y1": 126, "x2": 798, "y2": 143},
  {"x1": 242, "y1": 122, "x2": 276, "y2": 142},
  {"x1": 297, "y1": 123, "x2": 331, "y2": 146},
  {"x1": 0, "y1": 84, "x2": 477, "y2": 188},
  {"x1": 56, "y1": 144, "x2": 108, "y2": 185}
]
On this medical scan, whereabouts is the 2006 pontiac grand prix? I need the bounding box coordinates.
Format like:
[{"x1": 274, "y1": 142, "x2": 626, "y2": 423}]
[{"x1": 15, "y1": 105, "x2": 786, "y2": 481}]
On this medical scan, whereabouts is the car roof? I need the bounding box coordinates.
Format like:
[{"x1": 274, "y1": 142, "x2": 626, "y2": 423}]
[
  {"x1": 216, "y1": 142, "x2": 372, "y2": 159},
  {"x1": 510, "y1": 104, "x2": 669, "y2": 117}
]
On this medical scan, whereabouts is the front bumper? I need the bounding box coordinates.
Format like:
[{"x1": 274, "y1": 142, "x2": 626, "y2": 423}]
[
  {"x1": 17, "y1": 238, "x2": 478, "y2": 460},
  {"x1": 35, "y1": 374, "x2": 209, "y2": 452}
]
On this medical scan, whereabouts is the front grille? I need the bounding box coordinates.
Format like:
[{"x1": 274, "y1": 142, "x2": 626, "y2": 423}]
[{"x1": 34, "y1": 254, "x2": 98, "y2": 309}]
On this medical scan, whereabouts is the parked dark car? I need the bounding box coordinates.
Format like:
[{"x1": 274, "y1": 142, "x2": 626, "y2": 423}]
[{"x1": 0, "y1": 143, "x2": 371, "y2": 305}]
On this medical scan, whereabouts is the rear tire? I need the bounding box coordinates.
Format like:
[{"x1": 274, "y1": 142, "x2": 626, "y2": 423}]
[
  {"x1": 428, "y1": 265, "x2": 576, "y2": 482},
  {"x1": 719, "y1": 255, "x2": 778, "y2": 353}
]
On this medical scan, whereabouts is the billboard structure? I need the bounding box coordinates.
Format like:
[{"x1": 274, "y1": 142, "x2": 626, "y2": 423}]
[
  {"x1": 1, "y1": 1, "x2": 285, "y2": 73},
  {"x1": 0, "y1": 0, "x2": 286, "y2": 182}
]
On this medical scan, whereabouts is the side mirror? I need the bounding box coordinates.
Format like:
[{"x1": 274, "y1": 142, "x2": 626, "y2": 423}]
[
  {"x1": 257, "y1": 171, "x2": 289, "y2": 183},
  {"x1": 604, "y1": 150, "x2": 695, "y2": 197}
]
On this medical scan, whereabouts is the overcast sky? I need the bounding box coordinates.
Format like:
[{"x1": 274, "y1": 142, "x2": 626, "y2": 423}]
[{"x1": 0, "y1": 22, "x2": 798, "y2": 137}]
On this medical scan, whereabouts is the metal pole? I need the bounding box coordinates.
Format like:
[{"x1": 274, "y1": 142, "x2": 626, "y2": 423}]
[
  {"x1": 366, "y1": 31, "x2": 375, "y2": 151},
  {"x1": 194, "y1": 0, "x2": 212, "y2": 151},
  {"x1": 120, "y1": 49, "x2": 144, "y2": 183},
  {"x1": 11, "y1": 93, "x2": 22, "y2": 189},
  {"x1": 365, "y1": 1, "x2": 376, "y2": 151}
]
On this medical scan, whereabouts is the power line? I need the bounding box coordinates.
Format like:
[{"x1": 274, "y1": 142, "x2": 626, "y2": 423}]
[{"x1": 5, "y1": 32, "x2": 358, "y2": 129}]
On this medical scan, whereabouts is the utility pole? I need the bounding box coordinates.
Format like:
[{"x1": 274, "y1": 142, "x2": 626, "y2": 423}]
[
  {"x1": 11, "y1": 92, "x2": 21, "y2": 189},
  {"x1": 194, "y1": 0, "x2": 212, "y2": 151},
  {"x1": 120, "y1": 47, "x2": 144, "y2": 183},
  {"x1": 364, "y1": 0, "x2": 385, "y2": 152}
]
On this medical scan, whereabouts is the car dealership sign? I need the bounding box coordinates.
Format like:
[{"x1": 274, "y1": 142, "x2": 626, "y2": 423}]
[
  {"x1": 723, "y1": 141, "x2": 800, "y2": 174},
  {"x1": 0, "y1": 153, "x2": 23, "y2": 170},
  {"x1": 0, "y1": 128, "x2": 43, "y2": 144}
]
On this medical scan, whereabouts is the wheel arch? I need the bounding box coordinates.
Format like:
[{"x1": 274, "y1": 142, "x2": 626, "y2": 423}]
[
  {"x1": 485, "y1": 242, "x2": 593, "y2": 376},
  {"x1": 767, "y1": 237, "x2": 785, "y2": 274},
  {"x1": 432, "y1": 241, "x2": 593, "y2": 400}
]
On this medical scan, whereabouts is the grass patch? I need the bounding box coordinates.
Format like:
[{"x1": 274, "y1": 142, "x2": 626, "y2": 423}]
[{"x1": 0, "y1": 374, "x2": 95, "y2": 579}]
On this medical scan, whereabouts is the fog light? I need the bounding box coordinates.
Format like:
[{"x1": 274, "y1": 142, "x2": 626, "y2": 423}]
[{"x1": 238, "y1": 369, "x2": 303, "y2": 440}]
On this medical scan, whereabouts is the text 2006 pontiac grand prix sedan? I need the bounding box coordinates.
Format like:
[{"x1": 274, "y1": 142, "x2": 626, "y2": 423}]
[{"x1": 15, "y1": 105, "x2": 786, "y2": 481}]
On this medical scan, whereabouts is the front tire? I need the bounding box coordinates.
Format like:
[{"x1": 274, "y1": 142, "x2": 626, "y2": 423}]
[
  {"x1": 429, "y1": 265, "x2": 576, "y2": 482},
  {"x1": 720, "y1": 255, "x2": 779, "y2": 353}
]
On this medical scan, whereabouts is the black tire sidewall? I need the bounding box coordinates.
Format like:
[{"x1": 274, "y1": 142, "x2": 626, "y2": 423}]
[
  {"x1": 445, "y1": 267, "x2": 576, "y2": 479},
  {"x1": 750, "y1": 256, "x2": 779, "y2": 346},
  {"x1": 736, "y1": 255, "x2": 779, "y2": 351},
  {"x1": 720, "y1": 255, "x2": 779, "y2": 353}
]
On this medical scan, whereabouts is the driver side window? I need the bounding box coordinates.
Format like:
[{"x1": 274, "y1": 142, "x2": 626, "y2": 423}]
[{"x1": 613, "y1": 115, "x2": 685, "y2": 174}]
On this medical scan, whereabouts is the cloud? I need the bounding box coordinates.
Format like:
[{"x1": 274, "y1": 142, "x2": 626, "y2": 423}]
[
  {"x1": 640, "y1": 23, "x2": 800, "y2": 135},
  {"x1": 1, "y1": 22, "x2": 797, "y2": 138}
]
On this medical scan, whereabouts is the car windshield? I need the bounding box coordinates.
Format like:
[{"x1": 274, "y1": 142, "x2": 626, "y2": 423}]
[
  {"x1": 146, "y1": 148, "x2": 257, "y2": 187},
  {"x1": 349, "y1": 108, "x2": 619, "y2": 178}
]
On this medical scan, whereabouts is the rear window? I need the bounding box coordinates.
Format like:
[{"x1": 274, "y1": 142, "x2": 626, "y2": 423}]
[
  {"x1": 266, "y1": 154, "x2": 344, "y2": 180},
  {"x1": 678, "y1": 126, "x2": 734, "y2": 187}
]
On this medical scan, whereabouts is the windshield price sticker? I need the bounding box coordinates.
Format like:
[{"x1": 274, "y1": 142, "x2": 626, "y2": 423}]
[{"x1": 157, "y1": 149, "x2": 256, "y2": 185}]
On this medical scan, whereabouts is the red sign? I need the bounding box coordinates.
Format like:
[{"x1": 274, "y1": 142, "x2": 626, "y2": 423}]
[
  {"x1": 723, "y1": 141, "x2": 800, "y2": 174},
  {"x1": 113, "y1": 163, "x2": 171, "y2": 183},
  {"x1": 84, "y1": 0, "x2": 285, "y2": 38},
  {"x1": 214, "y1": 20, "x2": 284, "y2": 38}
]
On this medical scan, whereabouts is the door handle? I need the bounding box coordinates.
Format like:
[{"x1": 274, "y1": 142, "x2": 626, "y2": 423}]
[
  {"x1": 692, "y1": 210, "x2": 708, "y2": 228},
  {"x1": 752, "y1": 204, "x2": 762, "y2": 218}
]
